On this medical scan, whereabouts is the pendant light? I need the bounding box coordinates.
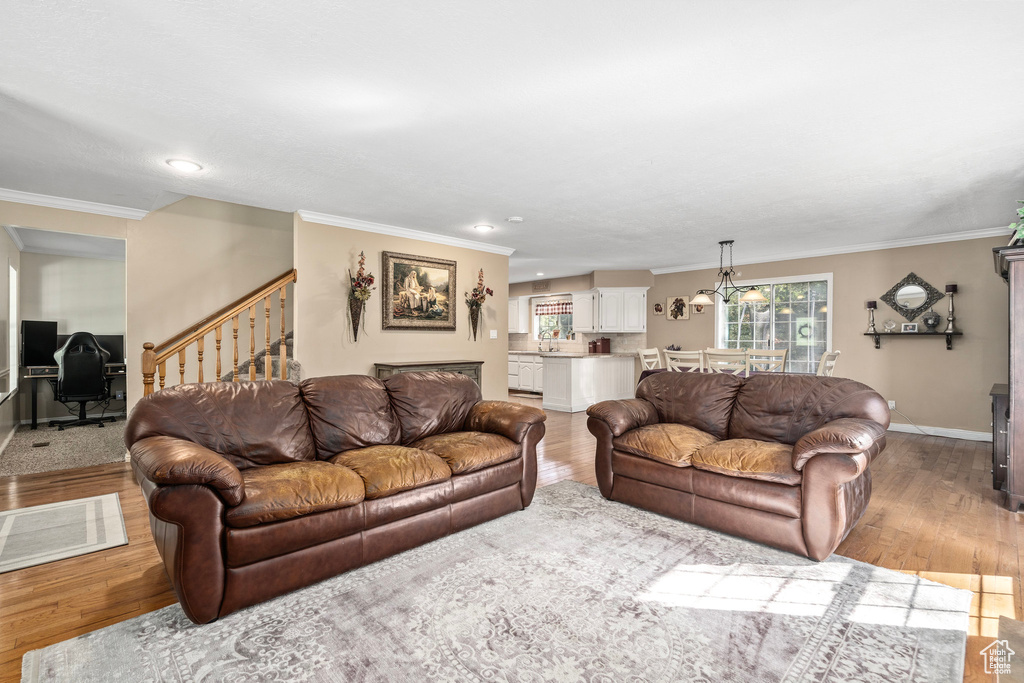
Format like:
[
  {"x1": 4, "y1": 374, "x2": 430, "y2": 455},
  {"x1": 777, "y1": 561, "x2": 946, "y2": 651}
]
[{"x1": 691, "y1": 240, "x2": 768, "y2": 306}]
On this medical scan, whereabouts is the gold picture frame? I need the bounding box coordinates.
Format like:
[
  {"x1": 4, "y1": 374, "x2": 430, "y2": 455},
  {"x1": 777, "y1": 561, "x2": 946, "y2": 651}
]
[{"x1": 381, "y1": 251, "x2": 457, "y2": 331}]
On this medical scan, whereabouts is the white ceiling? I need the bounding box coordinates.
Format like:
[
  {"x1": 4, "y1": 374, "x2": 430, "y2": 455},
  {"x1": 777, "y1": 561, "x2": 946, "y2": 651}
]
[{"x1": 1, "y1": 2, "x2": 1022, "y2": 282}]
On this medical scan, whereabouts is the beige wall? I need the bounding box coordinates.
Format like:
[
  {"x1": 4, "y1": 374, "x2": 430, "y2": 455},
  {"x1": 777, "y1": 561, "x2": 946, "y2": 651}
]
[
  {"x1": 591, "y1": 270, "x2": 654, "y2": 288},
  {"x1": 0, "y1": 200, "x2": 127, "y2": 239},
  {"x1": 648, "y1": 236, "x2": 1008, "y2": 433},
  {"x1": 125, "y1": 197, "x2": 293, "y2": 410},
  {"x1": 0, "y1": 229, "x2": 20, "y2": 441},
  {"x1": 509, "y1": 273, "x2": 592, "y2": 298},
  {"x1": 19, "y1": 252, "x2": 127, "y2": 420},
  {"x1": 294, "y1": 215, "x2": 509, "y2": 400}
]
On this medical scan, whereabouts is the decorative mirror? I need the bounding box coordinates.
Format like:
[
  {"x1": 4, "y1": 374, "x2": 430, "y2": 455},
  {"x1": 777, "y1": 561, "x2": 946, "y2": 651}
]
[{"x1": 880, "y1": 272, "x2": 945, "y2": 322}]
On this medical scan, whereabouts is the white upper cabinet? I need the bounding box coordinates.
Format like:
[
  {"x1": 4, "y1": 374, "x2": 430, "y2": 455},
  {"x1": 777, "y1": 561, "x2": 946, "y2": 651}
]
[
  {"x1": 595, "y1": 287, "x2": 648, "y2": 333},
  {"x1": 571, "y1": 292, "x2": 597, "y2": 333},
  {"x1": 508, "y1": 297, "x2": 530, "y2": 334}
]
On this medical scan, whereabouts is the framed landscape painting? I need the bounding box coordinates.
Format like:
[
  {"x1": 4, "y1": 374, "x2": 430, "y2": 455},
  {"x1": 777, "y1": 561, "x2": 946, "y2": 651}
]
[{"x1": 381, "y1": 251, "x2": 457, "y2": 331}]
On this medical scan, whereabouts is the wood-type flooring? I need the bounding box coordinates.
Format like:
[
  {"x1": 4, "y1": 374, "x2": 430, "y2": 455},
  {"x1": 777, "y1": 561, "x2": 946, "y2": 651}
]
[{"x1": 0, "y1": 396, "x2": 1017, "y2": 682}]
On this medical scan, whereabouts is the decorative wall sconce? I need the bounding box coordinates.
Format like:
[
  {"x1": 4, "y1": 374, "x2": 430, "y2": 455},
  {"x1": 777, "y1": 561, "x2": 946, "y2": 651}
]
[
  {"x1": 866, "y1": 300, "x2": 877, "y2": 334},
  {"x1": 944, "y1": 284, "x2": 957, "y2": 334}
]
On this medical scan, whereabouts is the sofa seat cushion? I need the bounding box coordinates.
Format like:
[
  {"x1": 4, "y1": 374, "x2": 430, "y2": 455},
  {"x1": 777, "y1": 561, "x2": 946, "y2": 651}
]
[
  {"x1": 612, "y1": 423, "x2": 718, "y2": 467},
  {"x1": 691, "y1": 439, "x2": 801, "y2": 486},
  {"x1": 226, "y1": 461, "x2": 365, "y2": 528},
  {"x1": 410, "y1": 431, "x2": 520, "y2": 475},
  {"x1": 330, "y1": 445, "x2": 451, "y2": 500}
]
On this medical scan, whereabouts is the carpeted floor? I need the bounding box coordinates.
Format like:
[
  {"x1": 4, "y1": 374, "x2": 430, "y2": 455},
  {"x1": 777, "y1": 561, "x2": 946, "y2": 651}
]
[
  {"x1": 23, "y1": 482, "x2": 971, "y2": 682},
  {"x1": 0, "y1": 420, "x2": 127, "y2": 477}
]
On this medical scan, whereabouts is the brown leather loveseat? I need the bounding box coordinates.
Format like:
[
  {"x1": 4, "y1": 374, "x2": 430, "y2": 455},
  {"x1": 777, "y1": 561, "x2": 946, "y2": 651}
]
[
  {"x1": 587, "y1": 371, "x2": 889, "y2": 560},
  {"x1": 126, "y1": 371, "x2": 546, "y2": 624}
]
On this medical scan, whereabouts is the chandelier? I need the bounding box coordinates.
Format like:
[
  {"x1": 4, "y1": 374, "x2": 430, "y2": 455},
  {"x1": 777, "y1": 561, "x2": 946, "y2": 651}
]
[{"x1": 690, "y1": 240, "x2": 768, "y2": 306}]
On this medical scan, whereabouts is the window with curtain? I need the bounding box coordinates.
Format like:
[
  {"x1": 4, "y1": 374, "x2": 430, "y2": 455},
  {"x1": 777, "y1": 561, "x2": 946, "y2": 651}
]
[
  {"x1": 534, "y1": 299, "x2": 573, "y2": 340},
  {"x1": 715, "y1": 274, "x2": 832, "y2": 374}
]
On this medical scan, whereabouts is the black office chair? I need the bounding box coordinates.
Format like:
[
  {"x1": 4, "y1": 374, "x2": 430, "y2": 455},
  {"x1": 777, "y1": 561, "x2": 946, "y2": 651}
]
[{"x1": 50, "y1": 332, "x2": 116, "y2": 430}]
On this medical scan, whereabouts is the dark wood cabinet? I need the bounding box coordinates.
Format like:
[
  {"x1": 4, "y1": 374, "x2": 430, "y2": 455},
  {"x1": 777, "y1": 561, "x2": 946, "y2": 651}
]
[
  {"x1": 994, "y1": 246, "x2": 1024, "y2": 510},
  {"x1": 373, "y1": 360, "x2": 483, "y2": 388},
  {"x1": 992, "y1": 383, "x2": 1009, "y2": 491}
]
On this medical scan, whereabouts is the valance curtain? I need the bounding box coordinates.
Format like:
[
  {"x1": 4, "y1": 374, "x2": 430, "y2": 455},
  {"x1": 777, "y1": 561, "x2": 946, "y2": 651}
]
[{"x1": 534, "y1": 301, "x2": 573, "y2": 316}]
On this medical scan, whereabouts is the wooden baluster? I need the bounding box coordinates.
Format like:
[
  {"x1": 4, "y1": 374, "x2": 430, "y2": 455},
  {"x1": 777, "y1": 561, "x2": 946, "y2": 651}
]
[
  {"x1": 279, "y1": 285, "x2": 287, "y2": 380},
  {"x1": 178, "y1": 349, "x2": 186, "y2": 385},
  {"x1": 215, "y1": 326, "x2": 222, "y2": 381},
  {"x1": 159, "y1": 361, "x2": 166, "y2": 390},
  {"x1": 197, "y1": 336, "x2": 204, "y2": 383},
  {"x1": 142, "y1": 342, "x2": 156, "y2": 396},
  {"x1": 232, "y1": 315, "x2": 239, "y2": 381},
  {"x1": 264, "y1": 294, "x2": 272, "y2": 381},
  {"x1": 249, "y1": 304, "x2": 256, "y2": 381}
]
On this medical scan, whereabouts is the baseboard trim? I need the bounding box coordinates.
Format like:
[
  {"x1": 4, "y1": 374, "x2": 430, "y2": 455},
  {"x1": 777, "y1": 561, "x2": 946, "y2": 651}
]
[
  {"x1": 887, "y1": 422, "x2": 991, "y2": 442},
  {"x1": 0, "y1": 422, "x2": 18, "y2": 454},
  {"x1": 20, "y1": 411, "x2": 127, "y2": 427}
]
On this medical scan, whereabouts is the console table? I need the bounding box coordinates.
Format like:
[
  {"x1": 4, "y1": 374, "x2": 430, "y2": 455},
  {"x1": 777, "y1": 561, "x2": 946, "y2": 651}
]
[{"x1": 373, "y1": 360, "x2": 483, "y2": 388}]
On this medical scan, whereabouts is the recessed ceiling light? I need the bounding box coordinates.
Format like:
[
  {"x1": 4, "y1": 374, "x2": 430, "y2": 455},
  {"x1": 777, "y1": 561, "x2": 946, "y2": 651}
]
[
  {"x1": 537, "y1": 272, "x2": 544, "y2": 277},
  {"x1": 166, "y1": 159, "x2": 203, "y2": 172},
  {"x1": 506, "y1": 216, "x2": 524, "y2": 223},
  {"x1": 474, "y1": 225, "x2": 494, "y2": 232}
]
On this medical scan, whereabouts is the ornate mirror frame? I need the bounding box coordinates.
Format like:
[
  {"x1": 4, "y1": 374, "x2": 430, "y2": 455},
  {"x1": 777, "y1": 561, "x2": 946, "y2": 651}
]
[{"x1": 879, "y1": 272, "x2": 945, "y2": 322}]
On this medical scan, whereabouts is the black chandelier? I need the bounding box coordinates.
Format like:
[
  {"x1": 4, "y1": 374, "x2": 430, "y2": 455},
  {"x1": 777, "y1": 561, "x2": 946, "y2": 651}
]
[{"x1": 690, "y1": 240, "x2": 768, "y2": 306}]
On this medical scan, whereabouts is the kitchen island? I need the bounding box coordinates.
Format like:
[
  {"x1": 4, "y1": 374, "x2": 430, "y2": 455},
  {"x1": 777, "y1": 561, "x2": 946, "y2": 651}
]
[{"x1": 509, "y1": 351, "x2": 636, "y2": 413}]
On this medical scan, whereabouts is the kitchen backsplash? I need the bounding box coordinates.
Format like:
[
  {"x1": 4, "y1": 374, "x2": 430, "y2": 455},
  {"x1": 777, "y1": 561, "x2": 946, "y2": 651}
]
[{"x1": 509, "y1": 332, "x2": 647, "y2": 354}]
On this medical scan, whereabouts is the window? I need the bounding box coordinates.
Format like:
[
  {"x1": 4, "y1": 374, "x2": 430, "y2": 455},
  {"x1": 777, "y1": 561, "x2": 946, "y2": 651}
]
[
  {"x1": 715, "y1": 273, "x2": 832, "y2": 374},
  {"x1": 534, "y1": 299, "x2": 573, "y2": 340}
]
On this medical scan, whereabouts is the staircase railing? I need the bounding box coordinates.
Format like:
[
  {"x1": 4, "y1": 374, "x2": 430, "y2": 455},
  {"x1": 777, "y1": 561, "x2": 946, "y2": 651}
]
[{"x1": 141, "y1": 269, "x2": 298, "y2": 397}]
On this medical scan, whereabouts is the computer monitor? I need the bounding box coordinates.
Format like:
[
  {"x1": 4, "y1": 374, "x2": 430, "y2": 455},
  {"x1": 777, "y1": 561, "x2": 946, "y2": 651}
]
[
  {"x1": 55, "y1": 333, "x2": 125, "y2": 365},
  {"x1": 21, "y1": 320, "x2": 58, "y2": 366}
]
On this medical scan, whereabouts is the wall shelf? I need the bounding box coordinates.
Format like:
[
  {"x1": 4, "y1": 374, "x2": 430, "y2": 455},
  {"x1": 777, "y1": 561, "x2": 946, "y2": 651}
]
[{"x1": 864, "y1": 330, "x2": 962, "y2": 350}]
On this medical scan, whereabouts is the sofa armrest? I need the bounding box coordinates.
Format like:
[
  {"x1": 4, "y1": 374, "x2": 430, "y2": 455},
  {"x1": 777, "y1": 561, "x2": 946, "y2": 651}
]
[
  {"x1": 792, "y1": 418, "x2": 887, "y2": 471},
  {"x1": 466, "y1": 401, "x2": 547, "y2": 443},
  {"x1": 586, "y1": 399, "x2": 658, "y2": 437},
  {"x1": 131, "y1": 435, "x2": 245, "y2": 506}
]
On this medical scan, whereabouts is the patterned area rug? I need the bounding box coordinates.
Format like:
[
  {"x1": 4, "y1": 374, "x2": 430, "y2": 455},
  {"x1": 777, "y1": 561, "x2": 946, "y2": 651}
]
[
  {"x1": 23, "y1": 482, "x2": 970, "y2": 682},
  {"x1": 0, "y1": 493, "x2": 126, "y2": 574}
]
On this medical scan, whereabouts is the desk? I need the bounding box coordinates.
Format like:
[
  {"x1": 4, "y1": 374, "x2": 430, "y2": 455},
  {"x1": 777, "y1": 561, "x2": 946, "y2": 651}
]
[{"x1": 24, "y1": 364, "x2": 127, "y2": 430}]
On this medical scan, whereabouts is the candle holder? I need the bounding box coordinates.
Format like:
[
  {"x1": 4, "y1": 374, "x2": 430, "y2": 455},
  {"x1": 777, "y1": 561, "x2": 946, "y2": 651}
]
[
  {"x1": 943, "y1": 284, "x2": 957, "y2": 334},
  {"x1": 866, "y1": 300, "x2": 877, "y2": 334}
]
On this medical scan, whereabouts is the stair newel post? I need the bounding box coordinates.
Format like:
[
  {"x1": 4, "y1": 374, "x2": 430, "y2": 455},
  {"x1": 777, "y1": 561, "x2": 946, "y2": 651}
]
[
  {"x1": 215, "y1": 326, "x2": 222, "y2": 382},
  {"x1": 158, "y1": 361, "x2": 166, "y2": 390},
  {"x1": 248, "y1": 304, "x2": 256, "y2": 381},
  {"x1": 232, "y1": 315, "x2": 239, "y2": 381},
  {"x1": 197, "y1": 335, "x2": 205, "y2": 383},
  {"x1": 142, "y1": 342, "x2": 156, "y2": 397},
  {"x1": 279, "y1": 285, "x2": 287, "y2": 380},
  {"x1": 264, "y1": 294, "x2": 272, "y2": 381},
  {"x1": 178, "y1": 349, "x2": 186, "y2": 385}
]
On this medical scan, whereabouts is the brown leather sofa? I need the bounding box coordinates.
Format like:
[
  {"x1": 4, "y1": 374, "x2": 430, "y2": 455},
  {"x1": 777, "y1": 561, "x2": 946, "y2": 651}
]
[
  {"x1": 126, "y1": 371, "x2": 546, "y2": 624},
  {"x1": 587, "y1": 371, "x2": 889, "y2": 560}
]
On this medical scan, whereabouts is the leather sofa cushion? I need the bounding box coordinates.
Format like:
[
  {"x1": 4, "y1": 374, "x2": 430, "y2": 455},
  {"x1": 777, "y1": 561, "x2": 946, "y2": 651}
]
[
  {"x1": 635, "y1": 372, "x2": 743, "y2": 440},
  {"x1": 690, "y1": 468, "x2": 802, "y2": 518},
  {"x1": 691, "y1": 439, "x2": 801, "y2": 486},
  {"x1": 300, "y1": 375, "x2": 401, "y2": 458},
  {"x1": 384, "y1": 372, "x2": 482, "y2": 444},
  {"x1": 411, "y1": 431, "x2": 521, "y2": 474},
  {"x1": 728, "y1": 374, "x2": 890, "y2": 445},
  {"x1": 613, "y1": 424, "x2": 717, "y2": 467},
  {"x1": 124, "y1": 380, "x2": 316, "y2": 469},
  {"x1": 225, "y1": 461, "x2": 365, "y2": 528},
  {"x1": 331, "y1": 445, "x2": 451, "y2": 499}
]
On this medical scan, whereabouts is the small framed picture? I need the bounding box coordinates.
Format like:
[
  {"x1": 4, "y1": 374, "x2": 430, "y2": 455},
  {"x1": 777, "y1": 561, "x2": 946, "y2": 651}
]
[
  {"x1": 901, "y1": 323, "x2": 918, "y2": 333},
  {"x1": 653, "y1": 302, "x2": 664, "y2": 315}
]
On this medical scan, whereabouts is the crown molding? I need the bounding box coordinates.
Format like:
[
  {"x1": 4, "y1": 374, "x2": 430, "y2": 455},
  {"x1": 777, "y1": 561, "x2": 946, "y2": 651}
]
[
  {"x1": 19, "y1": 245, "x2": 125, "y2": 262},
  {"x1": 0, "y1": 187, "x2": 149, "y2": 220},
  {"x1": 3, "y1": 225, "x2": 24, "y2": 251},
  {"x1": 649, "y1": 226, "x2": 1010, "y2": 275},
  {"x1": 297, "y1": 210, "x2": 516, "y2": 256}
]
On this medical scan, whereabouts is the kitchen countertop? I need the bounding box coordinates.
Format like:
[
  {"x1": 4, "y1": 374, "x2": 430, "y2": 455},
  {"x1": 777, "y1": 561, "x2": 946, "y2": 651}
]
[{"x1": 509, "y1": 351, "x2": 636, "y2": 358}]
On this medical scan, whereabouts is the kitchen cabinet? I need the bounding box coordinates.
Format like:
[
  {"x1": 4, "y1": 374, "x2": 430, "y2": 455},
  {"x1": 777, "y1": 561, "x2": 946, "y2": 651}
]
[
  {"x1": 542, "y1": 355, "x2": 634, "y2": 412},
  {"x1": 595, "y1": 287, "x2": 648, "y2": 333},
  {"x1": 571, "y1": 292, "x2": 597, "y2": 333},
  {"x1": 508, "y1": 297, "x2": 530, "y2": 334},
  {"x1": 508, "y1": 353, "x2": 544, "y2": 392}
]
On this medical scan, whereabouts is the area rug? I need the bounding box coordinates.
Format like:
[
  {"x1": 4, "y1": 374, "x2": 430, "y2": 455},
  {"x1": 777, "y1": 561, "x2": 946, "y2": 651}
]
[
  {"x1": 0, "y1": 421, "x2": 127, "y2": 477},
  {"x1": 22, "y1": 482, "x2": 970, "y2": 682},
  {"x1": 0, "y1": 493, "x2": 126, "y2": 574}
]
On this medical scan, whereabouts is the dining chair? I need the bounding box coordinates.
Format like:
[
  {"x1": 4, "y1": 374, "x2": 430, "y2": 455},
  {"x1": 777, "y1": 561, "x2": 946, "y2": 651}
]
[
  {"x1": 703, "y1": 348, "x2": 749, "y2": 374},
  {"x1": 747, "y1": 348, "x2": 788, "y2": 373},
  {"x1": 663, "y1": 349, "x2": 703, "y2": 372},
  {"x1": 637, "y1": 348, "x2": 662, "y2": 370},
  {"x1": 816, "y1": 350, "x2": 841, "y2": 377}
]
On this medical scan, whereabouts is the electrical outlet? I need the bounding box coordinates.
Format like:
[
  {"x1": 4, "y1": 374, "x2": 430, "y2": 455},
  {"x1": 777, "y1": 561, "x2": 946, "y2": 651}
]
[
  {"x1": 887, "y1": 400, "x2": 896, "y2": 410},
  {"x1": 116, "y1": 390, "x2": 125, "y2": 401},
  {"x1": 490, "y1": 329, "x2": 497, "y2": 339}
]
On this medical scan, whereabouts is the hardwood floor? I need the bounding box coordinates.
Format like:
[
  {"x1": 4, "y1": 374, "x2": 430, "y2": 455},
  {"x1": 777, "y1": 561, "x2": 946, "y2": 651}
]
[{"x1": 0, "y1": 399, "x2": 1017, "y2": 682}]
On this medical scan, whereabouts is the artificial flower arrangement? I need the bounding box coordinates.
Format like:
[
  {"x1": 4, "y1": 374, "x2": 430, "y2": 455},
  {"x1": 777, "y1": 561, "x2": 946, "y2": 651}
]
[
  {"x1": 348, "y1": 251, "x2": 375, "y2": 341},
  {"x1": 464, "y1": 268, "x2": 493, "y2": 340}
]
